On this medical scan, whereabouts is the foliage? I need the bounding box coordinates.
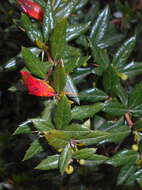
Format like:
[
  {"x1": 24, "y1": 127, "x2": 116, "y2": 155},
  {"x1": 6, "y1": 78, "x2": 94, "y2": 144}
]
[{"x1": 1, "y1": 0, "x2": 142, "y2": 189}]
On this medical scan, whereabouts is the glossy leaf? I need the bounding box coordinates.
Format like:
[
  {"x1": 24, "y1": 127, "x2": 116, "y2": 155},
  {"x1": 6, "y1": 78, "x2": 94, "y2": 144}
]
[
  {"x1": 64, "y1": 75, "x2": 80, "y2": 104},
  {"x1": 106, "y1": 149, "x2": 138, "y2": 167},
  {"x1": 31, "y1": 119, "x2": 54, "y2": 132},
  {"x1": 41, "y1": 100, "x2": 56, "y2": 120},
  {"x1": 43, "y1": 1, "x2": 54, "y2": 42},
  {"x1": 13, "y1": 120, "x2": 32, "y2": 135},
  {"x1": 129, "y1": 83, "x2": 142, "y2": 108},
  {"x1": 90, "y1": 41, "x2": 110, "y2": 73},
  {"x1": 84, "y1": 154, "x2": 108, "y2": 165},
  {"x1": 76, "y1": 130, "x2": 110, "y2": 146},
  {"x1": 103, "y1": 65, "x2": 120, "y2": 94},
  {"x1": 104, "y1": 125, "x2": 131, "y2": 143},
  {"x1": 23, "y1": 139, "x2": 43, "y2": 160},
  {"x1": 117, "y1": 164, "x2": 136, "y2": 185},
  {"x1": 44, "y1": 130, "x2": 69, "y2": 150},
  {"x1": 55, "y1": 0, "x2": 78, "y2": 20},
  {"x1": 21, "y1": 14, "x2": 43, "y2": 42},
  {"x1": 79, "y1": 88, "x2": 108, "y2": 103},
  {"x1": 118, "y1": 61, "x2": 142, "y2": 78},
  {"x1": 22, "y1": 47, "x2": 52, "y2": 78},
  {"x1": 73, "y1": 148, "x2": 96, "y2": 159},
  {"x1": 98, "y1": 34, "x2": 123, "y2": 48},
  {"x1": 35, "y1": 155, "x2": 59, "y2": 170},
  {"x1": 50, "y1": 18, "x2": 67, "y2": 60},
  {"x1": 103, "y1": 100, "x2": 128, "y2": 116},
  {"x1": 75, "y1": 0, "x2": 88, "y2": 10},
  {"x1": 62, "y1": 45, "x2": 80, "y2": 60},
  {"x1": 54, "y1": 95, "x2": 71, "y2": 129},
  {"x1": 71, "y1": 103, "x2": 104, "y2": 120},
  {"x1": 66, "y1": 22, "x2": 90, "y2": 42},
  {"x1": 115, "y1": 83, "x2": 128, "y2": 106},
  {"x1": 59, "y1": 143, "x2": 72, "y2": 175},
  {"x1": 90, "y1": 6, "x2": 109, "y2": 44},
  {"x1": 53, "y1": 63, "x2": 66, "y2": 93},
  {"x1": 125, "y1": 169, "x2": 142, "y2": 186},
  {"x1": 65, "y1": 56, "x2": 89, "y2": 74},
  {"x1": 112, "y1": 36, "x2": 136, "y2": 68}
]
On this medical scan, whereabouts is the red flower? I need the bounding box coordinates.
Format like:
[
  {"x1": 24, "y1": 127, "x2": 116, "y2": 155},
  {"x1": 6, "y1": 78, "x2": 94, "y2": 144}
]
[
  {"x1": 18, "y1": 0, "x2": 44, "y2": 20},
  {"x1": 20, "y1": 71, "x2": 56, "y2": 97}
]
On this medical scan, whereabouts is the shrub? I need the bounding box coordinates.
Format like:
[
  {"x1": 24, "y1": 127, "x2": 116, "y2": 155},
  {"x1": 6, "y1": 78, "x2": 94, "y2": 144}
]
[{"x1": 1, "y1": 0, "x2": 142, "y2": 189}]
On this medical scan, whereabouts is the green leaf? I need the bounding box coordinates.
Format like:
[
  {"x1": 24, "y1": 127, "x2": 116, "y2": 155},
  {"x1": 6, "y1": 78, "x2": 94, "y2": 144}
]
[
  {"x1": 23, "y1": 139, "x2": 43, "y2": 161},
  {"x1": 90, "y1": 6, "x2": 109, "y2": 44},
  {"x1": 50, "y1": 19, "x2": 67, "y2": 60},
  {"x1": 98, "y1": 117, "x2": 124, "y2": 131},
  {"x1": 55, "y1": 0, "x2": 79, "y2": 20},
  {"x1": 103, "y1": 100, "x2": 128, "y2": 116},
  {"x1": 118, "y1": 61, "x2": 142, "y2": 78},
  {"x1": 53, "y1": 63, "x2": 67, "y2": 93},
  {"x1": 90, "y1": 41, "x2": 110, "y2": 73},
  {"x1": 13, "y1": 120, "x2": 32, "y2": 135},
  {"x1": 54, "y1": 95, "x2": 71, "y2": 129},
  {"x1": 73, "y1": 148, "x2": 96, "y2": 159},
  {"x1": 21, "y1": 14, "x2": 43, "y2": 42},
  {"x1": 64, "y1": 56, "x2": 89, "y2": 73},
  {"x1": 117, "y1": 164, "x2": 136, "y2": 185},
  {"x1": 84, "y1": 154, "x2": 108, "y2": 165},
  {"x1": 104, "y1": 125, "x2": 131, "y2": 143},
  {"x1": 22, "y1": 47, "x2": 52, "y2": 78},
  {"x1": 59, "y1": 143, "x2": 72, "y2": 175},
  {"x1": 71, "y1": 103, "x2": 104, "y2": 120},
  {"x1": 73, "y1": 67, "x2": 94, "y2": 83},
  {"x1": 115, "y1": 83, "x2": 128, "y2": 106},
  {"x1": 125, "y1": 169, "x2": 142, "y2": 186},
  {"x1": 75, "y1": 0, "x2": 88, "y2": 10},
  {"x1": 129, "y1": 83, "x2": 142, "y2": 108},
  {"x1": 106, "y1": 149, "x2": 138, "y2": 167},
  {"x1": 103, "y1": 66, "x2": 120, "y2": 94},
  {"x1": 112, "y1": 36, "x2": 136, "y2": 68},
  {"x1": 62, "y1": 45, "x2": 81, "y2": 60},
  {"x1": 79, "y1": 88, "x2": 108, "y2": 103},
  {"x1": 63, "y1": 124, "x2": 90, "y2": 138},
  {"x1": 41, "y1": 99, "x2": 56, "y2": 120},
  {"x1": 129, "y1": 84, "x2": 142, "y2": 114},
  {"x1": 35, "y1": 155, "x2": 59, "y2": 170},
  {"x1": 76, "y1": 130, "x2": 110, "y2": 146},
  {"x1": 43, "y1": 1, "x2": 55, "y2": 42},
  {"x1": 98, "y1": 34, "x2": 123, "y2": 48},
  {"x1": 44, "y1": 129, "x2": 70, "y2": 150},
  {"x1": 66, "y1": 22, "x2": 90, "y2": 42},
  {"x1": 31, "y1": 119, "x2": 54, "y2": 132},
  {"x1": 64, "y1": 75, "x2": 80, "y2": 104}
]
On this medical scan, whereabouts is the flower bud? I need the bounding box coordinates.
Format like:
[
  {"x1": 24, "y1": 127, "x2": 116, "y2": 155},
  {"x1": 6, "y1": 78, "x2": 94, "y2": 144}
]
[
  {"x1": 18, "y1": 0, "x2": 44, "y2": 20},
  {"x1": 20, "y1": 71, "x2": 56, "y2": 97},
  {"x1": 65, "y1": 165, "x2": 74, "y2": 175}
]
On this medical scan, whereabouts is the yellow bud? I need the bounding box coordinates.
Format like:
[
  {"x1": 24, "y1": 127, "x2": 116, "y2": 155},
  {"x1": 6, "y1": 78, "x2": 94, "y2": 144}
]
[
  {"x1": 131, "y1": 144, "x2": 138, "y2": 151},
  {"x1": 117, "y1": 72, "x2": 128, "y2": 80},
  {"x1": 79, "y1": 159, "x2": 85, "y2": 165},
  {"x1": 65, "y1": 165, "x2": 74, "y2": 175},
  {"x1": 57, "y1": 148, "x2": 63, "y2": 152},
  {"x1": 136, "y1": 159, "x2": 142, "y2": 166}
]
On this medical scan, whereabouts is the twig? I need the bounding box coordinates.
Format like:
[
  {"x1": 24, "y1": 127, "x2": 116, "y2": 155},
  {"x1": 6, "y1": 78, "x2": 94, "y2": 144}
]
[{"x1": 125, "y1": 112, "x2": 134, "y2": 127}]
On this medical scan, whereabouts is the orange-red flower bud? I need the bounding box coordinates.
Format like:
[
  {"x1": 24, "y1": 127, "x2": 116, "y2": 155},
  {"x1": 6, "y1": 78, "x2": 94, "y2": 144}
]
[
  {"x1": 18, "y1": 0, "x2": 44, "y2": 20},
  {"x1": 20, "y1": 71, "x2": 56, "y2": 97}
]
